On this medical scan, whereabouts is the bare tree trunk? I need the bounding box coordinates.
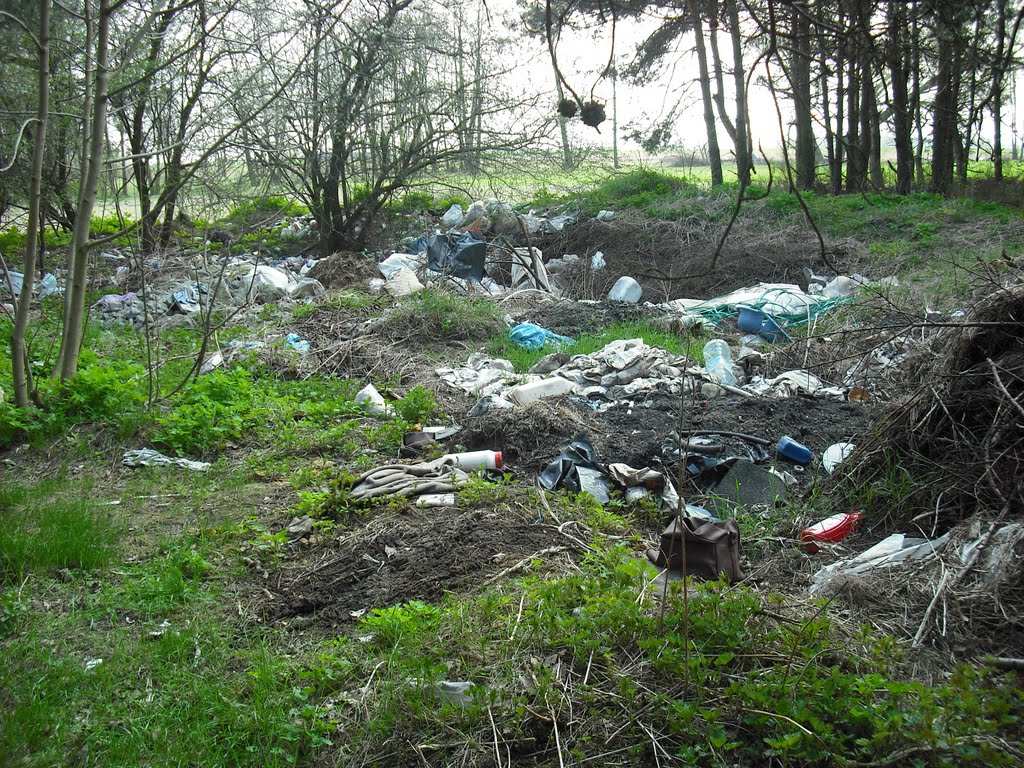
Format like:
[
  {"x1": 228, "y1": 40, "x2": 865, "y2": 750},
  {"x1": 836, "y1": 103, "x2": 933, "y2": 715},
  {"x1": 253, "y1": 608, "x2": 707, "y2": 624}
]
[
  {"x1": 911, "y1": 1, "x2": 925, "y2": 184},
  {"x1": 889, "y1": 2, "x2": 913, "y2": 194},
  {"x1": 845, "y1": 48, "x2": 863, "y2": 192},
  {"x1": 709, "y1": 3, "x2": 749, "y2": 184},
  {"x1": 931, "y1": 21, "x2": 959, "y2": 195},
  {"x1": 12, "y1": 0, "x2": 50, "y2": 407},
  {"x1": 993, "y1": 0, "x2": 1008, "y2": 181},
  {"x1": 866, "y1": 69, "x2": 883, "y2": 188},
  {"x1": 554, "y1": 77, "x2": 573, "y2": 170},
  {"x1": 55, "y1": 0, "x2": 114, "y2": 380},
  {"x1": 726, "y1": 0, "x2": 750, "y2": 185},
  {"x1": 791, "y1": 3, "x2": 815, "y2": 190},
  {"x1": 832, "y1": 4, "x2": 846, "y2": 195},
  {"x1": 691, "y1": 1, "x2": 723, "y2": 186},
  {"x1": 612, "y1": 66, "x2": 619, "y2": 169}
]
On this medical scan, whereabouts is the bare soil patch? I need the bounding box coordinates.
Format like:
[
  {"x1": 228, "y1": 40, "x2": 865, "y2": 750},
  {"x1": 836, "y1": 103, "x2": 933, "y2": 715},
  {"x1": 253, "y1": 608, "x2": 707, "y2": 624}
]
[{"x1": 259, "y1": 505, "x2": 580, "y2": 631}]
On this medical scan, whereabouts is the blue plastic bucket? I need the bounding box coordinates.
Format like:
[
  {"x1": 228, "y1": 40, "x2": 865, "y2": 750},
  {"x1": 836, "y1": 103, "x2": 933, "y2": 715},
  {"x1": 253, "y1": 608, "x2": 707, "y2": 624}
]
[{"x1": 737, "y1": 305, "x2": 765, "y2": 332}]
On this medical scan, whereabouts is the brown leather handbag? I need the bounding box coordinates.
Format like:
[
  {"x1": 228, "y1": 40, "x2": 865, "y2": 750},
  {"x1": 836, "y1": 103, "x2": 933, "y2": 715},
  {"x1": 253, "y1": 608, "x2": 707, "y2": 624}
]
[{"x1": 646, "y1": 516, "x2": 746, "y2": 583}]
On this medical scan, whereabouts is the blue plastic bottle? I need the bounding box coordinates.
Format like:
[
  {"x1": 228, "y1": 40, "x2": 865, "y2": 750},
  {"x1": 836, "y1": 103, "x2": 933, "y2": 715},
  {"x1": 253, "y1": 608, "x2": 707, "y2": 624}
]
[{"x1": 777, "y1": 435, "x2": 812, "y2": 464}]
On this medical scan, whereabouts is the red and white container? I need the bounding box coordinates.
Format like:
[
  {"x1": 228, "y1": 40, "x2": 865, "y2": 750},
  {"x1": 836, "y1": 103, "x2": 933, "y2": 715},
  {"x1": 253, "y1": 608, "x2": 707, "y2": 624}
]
[
  {"x1": 441, "y1": 450, "x2": 503, "y2": 471},
  {"x1": 801, "y1": 511, "x2": 863, "y2": 553}
]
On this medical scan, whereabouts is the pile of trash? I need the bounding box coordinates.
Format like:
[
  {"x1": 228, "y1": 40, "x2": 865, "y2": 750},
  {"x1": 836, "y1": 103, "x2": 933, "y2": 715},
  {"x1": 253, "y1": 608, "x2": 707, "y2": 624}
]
[
  {"x1": 437, "y1": 337, "x2": 849, "y2": 417},
  {"x1": 95, "y1": 261, "x2": 325, "y2": 330}
]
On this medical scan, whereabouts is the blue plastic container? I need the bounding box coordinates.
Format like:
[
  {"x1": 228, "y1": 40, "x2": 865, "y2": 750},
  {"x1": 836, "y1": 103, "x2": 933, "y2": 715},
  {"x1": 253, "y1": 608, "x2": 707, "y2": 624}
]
[
  {"x1": 737, "y1": 305, "x2": 792, "y2": 342},
  {"x1": 777, "y1": 435, "x2": 813, "y2": 465},
  {"x1": 737, "y1": 305, "x2": 765, "y2": 332}
]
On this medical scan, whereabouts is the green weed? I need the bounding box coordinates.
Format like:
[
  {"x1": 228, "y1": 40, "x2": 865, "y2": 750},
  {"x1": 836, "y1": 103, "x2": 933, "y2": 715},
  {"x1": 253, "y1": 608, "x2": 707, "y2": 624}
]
[
  {"x1": 384, "y1": 289, "x2": 505, "y2": 341},
  {"x1": 0, "y1": 479, "x2": 121, "y2": 582}
]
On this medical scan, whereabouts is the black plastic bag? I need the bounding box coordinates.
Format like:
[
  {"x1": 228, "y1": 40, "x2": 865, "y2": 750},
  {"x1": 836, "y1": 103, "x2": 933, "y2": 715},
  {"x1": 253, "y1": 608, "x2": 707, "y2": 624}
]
[
  {"x1": 539, "y1": 434, "x2": 610, "y2": 503},
  {"x1": 426, "y1": 232, "x2": 486, "y2": 281}
]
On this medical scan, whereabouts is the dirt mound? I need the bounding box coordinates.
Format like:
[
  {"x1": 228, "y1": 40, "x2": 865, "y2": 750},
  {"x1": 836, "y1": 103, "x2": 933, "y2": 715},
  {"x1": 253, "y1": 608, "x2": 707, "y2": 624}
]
[
  {"x1": 261, "y1": 505, "x2": 578, "y2": 630},
  {"x1": 307, "y1": 251, "x2": 381, "y2": 289},
  {"x1": 531, "y1": 212, "x2": 861, "y2": 303},
  {"x1": 848, "y1": 272, "x2": 1024, "y2": 529}
]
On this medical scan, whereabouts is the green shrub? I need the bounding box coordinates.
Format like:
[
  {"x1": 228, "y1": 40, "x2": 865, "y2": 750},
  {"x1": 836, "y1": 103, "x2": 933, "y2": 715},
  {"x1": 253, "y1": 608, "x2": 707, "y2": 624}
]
[
  {"x1": 154, "y1": 368, "x2": 258, "y2": 456},
  {"x1": 226, "y1": 195, "x2": 308, "y2": 225},
  {"x1": 393, "y1": 386, "x2": 437, "y2": 424},
  {"x1": 583, "y1": 168, "x2": 687, "y2": 214},
  {"x1": 0, "y1": 226, "x2": 25, "y2": 256}
]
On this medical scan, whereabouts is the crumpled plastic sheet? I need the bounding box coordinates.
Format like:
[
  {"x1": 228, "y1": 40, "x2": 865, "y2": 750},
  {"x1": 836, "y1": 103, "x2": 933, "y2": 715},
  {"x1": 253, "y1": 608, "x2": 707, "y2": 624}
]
[
  {"x1": 436, "y1": 353, "x2": 517, "y2": 396},
  {"x1": 123, "y1": 448, "x2": 211, "y2": 472},
  {"x1": 508, "y1": 322, "x2": 574, "y2": 350},
  {"x1": 745, "y1": 370, "x2": 847, "y2": 400},
  {"x1": 809, "y1": 532, "x2": 950, "y2": 594},
  {"x1": 538, "y1": 435, "x2": 610, "y2": 503}
]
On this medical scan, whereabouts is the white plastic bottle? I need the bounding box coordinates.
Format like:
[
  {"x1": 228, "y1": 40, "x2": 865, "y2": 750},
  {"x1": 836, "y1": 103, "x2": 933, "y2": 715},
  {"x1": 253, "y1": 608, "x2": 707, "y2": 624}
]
[
  {"x1": 702, "y1": 340, "x2": 737, "y2": 387},
  {"x1": 441, "y1": 450, "x2": 503, "y2": 470}
]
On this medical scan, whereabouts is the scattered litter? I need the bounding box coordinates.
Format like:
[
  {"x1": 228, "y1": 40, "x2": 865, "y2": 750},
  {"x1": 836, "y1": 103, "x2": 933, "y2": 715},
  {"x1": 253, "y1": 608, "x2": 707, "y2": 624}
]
[
  {"x1": 379, "y1": 252, "x2": 424, "y2": 280},
  {"x1": 670, "y1": 282, "x2": 844, "y2": 329},
  {"x1": 810, "y1": 532, "x2": 950, "y2": 594},
  {"x1": 607, "y1": 276, "x2": 642, "y2": 303},
  {"x1": 84, "y1": 658, "x2": 104, "y2": 672},
  {"x1": 37, "y1": 273, "x2": 60, "y2": 298},
  {"x1": 822, "y1": 442, "x2": 856, "y2": 474},
  {"x1": 122, "y1": 449, "x2": 211, "y2": 472},
  {"x1": 286, "y1": 515, "x2": 314, "y2": 539},
  {"x1": 646, "y1": 516, "x2": 745, "y2": 582},
  {"x1": 959, "y1": 523, "x2": 1024, "y2": 585},
  {"x1": 736, "y1": 305, "x2": 790, "y2": 342},
  {"x1": 439, "y1": 450, "x2": 502, "y2": 470},
  {"x1": 384, "y1": 268, "x2": 424, "y2": 297},
  {"x1": 807, "y1": 273, "x2": 898, "y2": 298},
  {"x1": 510, "y1": 247, "x2": 556, "y2": 293},
  {"x1": 708, "y1": 460, "x2": 789, "y2": 514},
  {"x1": 596, "y1": 210, "x2": 615, "y2": 221},
  {"x1": 466, "y1": 393, "x2": 514, "y2": 417},
  {"x1": 436, "y1": 354, "x2": 517, "y2": 396},
  {"x1": 441, "y1": 203, "x2": 465, "y2": 229},
  {"x1": 416, "y1": 493, "x2": 456, "y2": 507},
  {"x1": 538, "y1": 434, "x2": 610, "y2": 503},
  {"x1": 355, "y1": 384, "x2": 388, "y2": 416},
  {"x1": 285, "y1": 333, "x2": 310, "y2": 353},
  {"x1": 507, "y1": 377, "x2": 574, "y2": 406},
  {"x1": 801, "y1": 512, "x2": 864, "y2": 553},
  {"x1": 508, "y1": 322, "x2": 574, "y2": 350}
]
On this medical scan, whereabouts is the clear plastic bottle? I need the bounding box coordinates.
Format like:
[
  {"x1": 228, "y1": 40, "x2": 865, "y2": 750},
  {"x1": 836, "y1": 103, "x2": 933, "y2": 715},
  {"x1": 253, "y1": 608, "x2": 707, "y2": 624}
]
[{"x1": 702, "y1": 340, "x2": 737, "y2": 387}]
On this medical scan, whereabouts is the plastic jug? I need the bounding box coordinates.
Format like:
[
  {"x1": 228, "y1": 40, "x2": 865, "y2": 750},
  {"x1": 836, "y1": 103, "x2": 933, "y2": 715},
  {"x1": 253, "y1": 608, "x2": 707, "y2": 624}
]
[
  {"x1": 702, "y1": 340, "x2": 737, "y2": 387},
  {"x1": 507, "y1": 377, "x2": 574, "y2": 406},
  {"x1": 441, "y1": 450, "x2": 502, "y2": 470}
]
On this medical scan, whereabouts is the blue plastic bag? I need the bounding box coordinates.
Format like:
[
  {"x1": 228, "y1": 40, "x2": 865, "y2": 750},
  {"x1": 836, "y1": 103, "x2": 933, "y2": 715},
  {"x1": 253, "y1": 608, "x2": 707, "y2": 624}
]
[{"x1": 508, "y1": 322, "x2": 574, "y2": 350}]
